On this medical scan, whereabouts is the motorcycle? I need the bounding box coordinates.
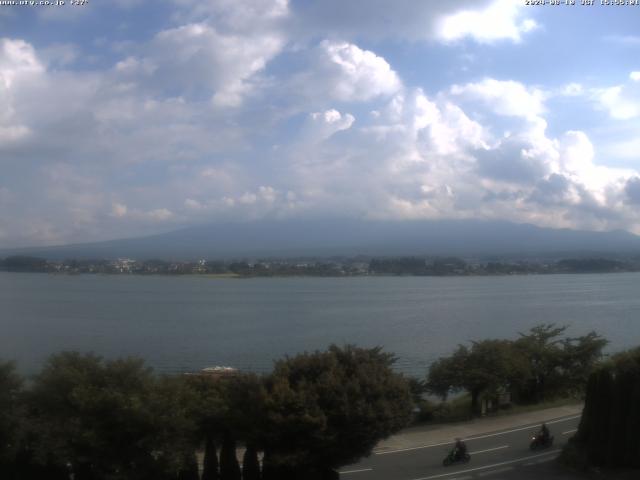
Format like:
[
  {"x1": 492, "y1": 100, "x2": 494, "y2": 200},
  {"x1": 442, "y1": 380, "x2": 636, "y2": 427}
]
[
  {"x1": 529, "y1": 433, "x2": 554, "y2": 450},
  {"x1": 442, "y1": 448, "x2": 471, "y2": 467}
]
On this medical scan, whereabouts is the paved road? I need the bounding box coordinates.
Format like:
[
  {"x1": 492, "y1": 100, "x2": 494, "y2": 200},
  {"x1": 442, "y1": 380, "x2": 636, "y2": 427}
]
[{"x1": 339, "y1": 412, "x2": 581, "y2": 480}]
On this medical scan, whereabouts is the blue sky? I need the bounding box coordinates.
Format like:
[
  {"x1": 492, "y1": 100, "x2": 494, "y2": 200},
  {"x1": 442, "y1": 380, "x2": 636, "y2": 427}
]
[{"x1": 1, "y1": 0, "x2": 639, "y2": 247}]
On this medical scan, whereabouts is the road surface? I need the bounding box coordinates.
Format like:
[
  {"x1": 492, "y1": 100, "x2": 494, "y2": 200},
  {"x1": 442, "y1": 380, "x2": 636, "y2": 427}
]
[{"x1": 339, "y1": 413, "x2": 581, "y2": 480}]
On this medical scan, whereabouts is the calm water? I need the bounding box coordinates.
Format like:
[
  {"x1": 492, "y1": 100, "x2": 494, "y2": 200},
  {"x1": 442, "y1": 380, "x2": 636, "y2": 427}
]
[{"x1": 1, "y1": 272, "x2": 639, "y2": 377}]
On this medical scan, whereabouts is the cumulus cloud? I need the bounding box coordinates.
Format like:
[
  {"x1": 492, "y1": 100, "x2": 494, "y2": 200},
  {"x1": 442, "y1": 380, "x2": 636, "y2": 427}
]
[
  {"x1": 594, "y1": 73, "x2": 640, "y2": 120},
  {"x1": 301, "y1": 109, "x2": 355, "y2": 143},
  {"x1": 625, "y1": 177, "x2": 640, "y2": 205},
  {"x1": 171, "y1": 0, "x2": 289, "y2": 31},
  {"x1": 450, "y1": 78, "x2": 546, "y2": 120},
  {"x1": 290, "y1": 0, "x2": 536, "y2": 44},
  {"x1": 3, "y1": 1, "x2": 640, "y2": 247},
  {"x1": 0, "y1": 38, "x2": 43, "y2": 146},
  {"x1": 0, "y1": 38, "x2": 44, "y2": 88},
  {"x1": 436, "y1": 0, "x2": 538, "y2": 44},
  {"x1": 117, "y1": 22, "x2": 284, "y2": 107},
  {"x1": 293, "y1": 41, "x2": 402, "y2": 103},
  {"x1": 475, "y1": 136, "x2": 551, "y2": 185}
]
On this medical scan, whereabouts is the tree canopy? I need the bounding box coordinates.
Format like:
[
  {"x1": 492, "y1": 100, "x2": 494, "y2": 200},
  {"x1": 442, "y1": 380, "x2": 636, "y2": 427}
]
[
  {"x1": 261, "y1": 345, "x2": 413, "y2": 472},
  {"x1": 427, "y1": 324, "x2": 608, "y2": 413},
  {"x1": 1, "y1": 345, "x2": 413, "y2": 479},
  {"x1": 565, "y1": 346, "x2": 640, "y2": 469},
  {"x1": 24, "y1": 352, "x2": 199, "y2": 479}
]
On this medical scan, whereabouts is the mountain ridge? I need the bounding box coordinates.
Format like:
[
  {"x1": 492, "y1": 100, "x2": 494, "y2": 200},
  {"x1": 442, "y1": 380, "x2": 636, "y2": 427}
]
[{"x1": 2, "y1": 219, "x2": 639, "y2": 261}]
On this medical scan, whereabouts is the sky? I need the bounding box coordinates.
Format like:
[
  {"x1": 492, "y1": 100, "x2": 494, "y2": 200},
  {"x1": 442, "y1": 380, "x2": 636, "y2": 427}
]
[{"x1": 1, "y1": 0, "x2": 640, "y2": 248}]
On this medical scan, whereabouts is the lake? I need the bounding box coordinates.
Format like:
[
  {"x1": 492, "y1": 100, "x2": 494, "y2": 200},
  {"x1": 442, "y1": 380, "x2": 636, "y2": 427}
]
[{"x1": 1, "y1": 272, "x2": 639, "y2": 377}]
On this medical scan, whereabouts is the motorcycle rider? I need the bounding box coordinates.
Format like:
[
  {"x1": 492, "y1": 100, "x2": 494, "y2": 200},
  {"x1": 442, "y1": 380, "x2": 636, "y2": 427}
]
[
  {"x1": 539, "y1": 423, "x2": 550, "y2": 445},
  {"x1": 453, "y1": 438, "x2": 467, "y2": 459}
]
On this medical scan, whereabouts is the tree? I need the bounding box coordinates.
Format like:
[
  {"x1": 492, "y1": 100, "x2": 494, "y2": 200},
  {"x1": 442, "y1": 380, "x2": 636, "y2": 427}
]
[
  {"x1": 261, "y1": 345, "x2": 413, "y2": 475},
  {"x1": 426, "y1": 346, "x2": 468, "y2": 400},
  {"x1": 427, "y1": 325, "x2": 607, "y2": 413},
  {"x1": 514, "y1": 324, "x2": 568, "y2": 402},
  {"x1": 177, "y1": 452, "x2": 199, "y2": 480},
  {"x1": 187, "y1": 372, "x2": 264, "y2": 480},
  {"x1": 514, "y1": 324, "x2": 607, "y2": 402},
  {"x1": 147, "y1": 375, "x2": 201, "y2": 477},
  {"x1": 564, "y1": 346, "x2": 640, "y2": 469},
  {"x1": 559, "y1": 331, "x2": 608, "y2": 396},
  {"x1": 242, "y1": 444, "x2": 261, "y2": 480},
  {"x1": 2, "y1": 256, "x2": 48, "y2": 272},
  {"x1": 0, "y1": 361, "x2": 23, "y2": 477},
  {"x1": 427, "y1": 341, "x2": 528, "y2": 415},
  {"x1": 26, "y1": 352, "x2": 199, "y2": 479},
  {"x1": 464, "y1": 340, "x2": 528, "y2": 414},
  {"x1": 220, "y1": 432, "x2": 241, "y2": 480},
  {"x1": 201, "y1": 435, "x2": 219, "y2": 480}
]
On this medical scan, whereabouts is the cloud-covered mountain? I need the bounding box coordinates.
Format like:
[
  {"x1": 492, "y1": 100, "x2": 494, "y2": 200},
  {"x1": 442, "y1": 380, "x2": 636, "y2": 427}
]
[
  {"x1": 4, "y1": 219, "x2": 640, "y2": 261},
  {"x1": 2, "y1": 2, "x2": 640, "y2": 249}
]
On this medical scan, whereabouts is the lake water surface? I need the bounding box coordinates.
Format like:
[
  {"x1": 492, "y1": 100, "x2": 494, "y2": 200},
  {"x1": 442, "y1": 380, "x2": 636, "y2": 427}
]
[{"x1": 2, "y1": 272, "x2": 639, "y2": 377}]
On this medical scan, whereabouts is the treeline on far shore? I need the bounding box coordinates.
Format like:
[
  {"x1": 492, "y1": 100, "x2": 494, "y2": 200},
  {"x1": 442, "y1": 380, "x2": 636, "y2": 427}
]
[
  {"x1": 1, "y1": 324, "x2": 625, "y2": 480},
  {"x1": 1, "y1": 254, "x2": 639, "y2": 277}
]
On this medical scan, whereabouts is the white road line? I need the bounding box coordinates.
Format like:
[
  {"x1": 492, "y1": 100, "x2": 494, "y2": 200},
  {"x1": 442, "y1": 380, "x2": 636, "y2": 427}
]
[
  {"x1": 477, "y1": 466, "x2": 514, "y2": 477},
  {"x1": 376, "y1": 440, "x2": 453, "y2": 455},
  {"x1": 408, "y1": 449, "x2": 561, "y2": 480},
  {"x1": 562, "y1": 429, "x2": 577, "y2": 435},
  {"x1": 463, "y1": 415, "x2": 581, "y2": 442},
  {"x1": 469, "y1": 445, "x2": 509, "y2": 455},
  {"x1": 340, "y1": 468, "x2": 373, "y2": 474},
  {"x1": 376, "y1": 414, "x2": 580, "y2": 456}
]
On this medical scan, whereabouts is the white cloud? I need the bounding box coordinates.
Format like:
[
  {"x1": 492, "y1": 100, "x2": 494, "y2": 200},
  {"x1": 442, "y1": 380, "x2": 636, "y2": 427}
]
[
  {"x1": 0, "y1": 39, "x2": 44, "y2": 147},
  {"x1": 123, "y1": 22, "x2": 284, "y2": 107},
  {"x1": 146, "y1": 208, "x2": 173, "y2": 221},
  {"x1": 436, "y1": 0, "x2": 537, "y2": 44},
  {"x1": 596, "y1": 85, "x2": 640, "y2": 120},
  {"x1": 5, "y1": 3, "x2": 640, "y2": 248},
  {"x1": 560, "y1": 131, "x2": 594, "y2": 176},
  {"x1": 412, "y1": 93, "x2": 487, "y2": 156},
  {"x1": 588, "y1": 72, "x2": 640, "y2": 120},
  {"x1": 171, "y1": 0, "x2": 289, "y2": 31},
  {"x1": 290, "y1": 0, "x2": 536, "y2": 44},
  {"x1": 0, "y1": 125, "x2": 30, "y2": 144},
  {"x1": 316, "y1": 41, "x2": 402, "y2": 102},
  {"x1": 302, "y1": 109, "x2": 355, "y2": 143},
  {"x1": 450, "y1": 78, "x2": 546, "y2": 120}
]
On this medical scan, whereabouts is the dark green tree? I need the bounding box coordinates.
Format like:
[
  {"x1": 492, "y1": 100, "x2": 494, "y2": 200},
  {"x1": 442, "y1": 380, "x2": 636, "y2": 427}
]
[
  {"x1": 220, "y1": 431, "x2": 241, "y2": 480},
  {"x1": 26, "y1": 352, "x2": 199, "y2": 479},
  {"x1": 559, "y1": 331, "x2": 608, "y2": 396},
  {"x1": 514, "y1": 324, "x2": 568, "y2": 402},
  {"x1": 261, "y1": 345, "x2": 412, "y2": 475},
  {"x1": 201, "y1": 435, "x2": 219, "y2": 480},
  {"x1": 427, "y1": 340, "x2": 529, "y2": 414},
  {"x1": 177, "y1": 451, "x2": 199, "y2": 480},
  {"x1": 565, "y1": 346, "x2": 640, "y2": 469},
  {"x1": 0, "y1": 361, "x2": 23, "y2": 478},
  {"x1": 242, "y1": 444, "x2": 260, "y2": 480},
  {"x1": 426, "y1": 345, "x2": 468, "y2": 400}
]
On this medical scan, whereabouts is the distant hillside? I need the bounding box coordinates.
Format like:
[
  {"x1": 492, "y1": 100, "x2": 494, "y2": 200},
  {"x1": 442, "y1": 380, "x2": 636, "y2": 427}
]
[{"x1": 2, "y1": 219, "x2": 640, "y2": 260}]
